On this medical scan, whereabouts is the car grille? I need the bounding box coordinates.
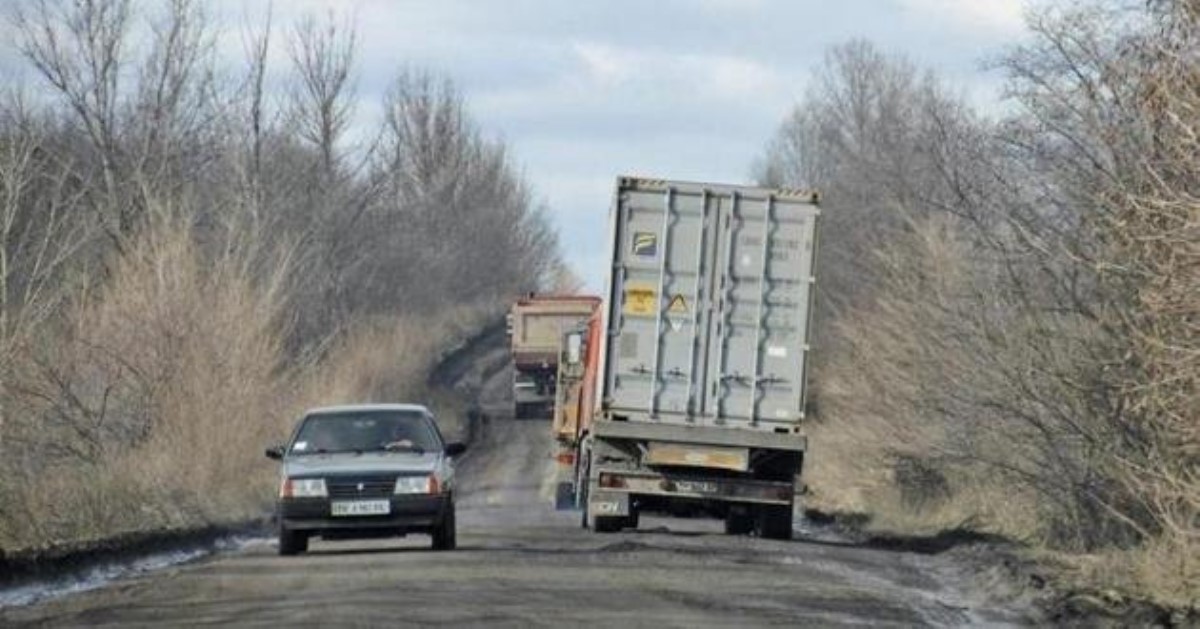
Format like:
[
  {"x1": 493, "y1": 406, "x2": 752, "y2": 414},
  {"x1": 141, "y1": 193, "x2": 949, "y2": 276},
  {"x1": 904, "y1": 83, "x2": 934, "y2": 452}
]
[{"x1": 326, "y1": 475, "x2": 397, "y2": 499}]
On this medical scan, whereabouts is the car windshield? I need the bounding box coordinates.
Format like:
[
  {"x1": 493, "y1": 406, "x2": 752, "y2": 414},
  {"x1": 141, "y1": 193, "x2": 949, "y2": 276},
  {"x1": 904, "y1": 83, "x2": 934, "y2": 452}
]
[{"x1": 289, "y1": 411, "x2": 441, "y2": 455}]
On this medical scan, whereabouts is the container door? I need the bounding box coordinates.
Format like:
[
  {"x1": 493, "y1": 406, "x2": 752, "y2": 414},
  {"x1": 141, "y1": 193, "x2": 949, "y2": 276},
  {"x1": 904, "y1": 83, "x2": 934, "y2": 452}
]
[
  {"x1": 700, "y1": 193, "x2": 818, "y2": 429},
  {"x1": 605, "y1": 185, "x2": 718, "y2": 420}
]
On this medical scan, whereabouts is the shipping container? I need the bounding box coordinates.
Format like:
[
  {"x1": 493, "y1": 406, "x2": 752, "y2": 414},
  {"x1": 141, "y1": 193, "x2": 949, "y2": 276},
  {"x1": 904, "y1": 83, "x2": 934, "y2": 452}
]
[
  {"x1": 571, "y1": 176, "x2": 821, "y2": 539},
  {"x1": 600, "y1": 177, "x2": 819, "y2": 430}
]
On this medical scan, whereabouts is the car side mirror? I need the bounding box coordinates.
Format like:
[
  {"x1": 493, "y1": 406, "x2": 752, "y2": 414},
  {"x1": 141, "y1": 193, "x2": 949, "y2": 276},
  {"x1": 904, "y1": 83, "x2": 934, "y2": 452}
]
[
  {"x1": 265, "y1": 445, "x2": 285, "y2": 460},
  {"x1": 444, "y1": 442, "x2": 467, "y2": 457}
]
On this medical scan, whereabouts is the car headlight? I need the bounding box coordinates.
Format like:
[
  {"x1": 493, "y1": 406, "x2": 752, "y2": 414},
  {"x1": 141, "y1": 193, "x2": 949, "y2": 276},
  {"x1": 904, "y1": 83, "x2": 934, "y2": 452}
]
[
  {"x1": 281, "y1": 478, "x2": 327, "y2": 498},
  {"x1": 394, "y1": 475, "x2": 439, "y2": 495}
]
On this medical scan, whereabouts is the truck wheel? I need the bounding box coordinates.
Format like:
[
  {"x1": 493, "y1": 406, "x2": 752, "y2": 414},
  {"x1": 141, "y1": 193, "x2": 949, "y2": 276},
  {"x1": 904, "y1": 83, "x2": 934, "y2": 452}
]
[
  {"x1": 592, "y1": 515, "x2": 623, "y2": 533},
  {"x1": 579, "y1": 453, "x2": 592, "y2": 528},
  {"x1": 278, "y1": 524, "x2": 308, "y2": 556},
  {"x1": 555, "y1": 481, "x2": 576, "y2": 510},
  {"x1": 432, "y1": 501, "x2": 457, "y2": 550},
  {"x1": 754, "y1": 504, "x2": 793, "y2": 540},
  {"x1": 725, "y1": 512, "x2": 754, "y2": 535}
]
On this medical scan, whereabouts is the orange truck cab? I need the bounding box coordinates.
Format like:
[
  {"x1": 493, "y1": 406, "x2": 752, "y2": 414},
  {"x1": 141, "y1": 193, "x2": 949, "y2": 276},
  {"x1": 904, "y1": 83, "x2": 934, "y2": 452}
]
[{"x1": 551, "y1": 309, "x2": 602, "y2": 509}]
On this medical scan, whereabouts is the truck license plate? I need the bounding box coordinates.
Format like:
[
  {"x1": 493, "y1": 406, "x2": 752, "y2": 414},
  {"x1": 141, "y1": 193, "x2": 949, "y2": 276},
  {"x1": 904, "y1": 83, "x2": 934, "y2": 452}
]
[
  {"x1": 330, "y1": 500, "x2": 390, "y2": 517},
  {"x1": 674, "y1": 480, "x2": 719, "y2": 494}
]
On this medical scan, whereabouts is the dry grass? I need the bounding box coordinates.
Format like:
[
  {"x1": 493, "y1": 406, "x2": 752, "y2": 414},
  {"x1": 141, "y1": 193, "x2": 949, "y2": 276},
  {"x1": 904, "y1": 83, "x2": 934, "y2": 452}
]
[
  {"x1": 802, "y1": 213, "x2": 1198, "y2": 605},
  {"x1": 0, "y1": 224, "x2": 493, "y2": 552},
  {"x1": 300, "y1": 307, "x2": 493, "y2": 442}
]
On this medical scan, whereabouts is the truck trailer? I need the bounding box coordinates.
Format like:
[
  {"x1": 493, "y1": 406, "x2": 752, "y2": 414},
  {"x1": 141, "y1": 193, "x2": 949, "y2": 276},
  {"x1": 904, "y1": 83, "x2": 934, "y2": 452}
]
[
  {"x1": 564, "y1": 176, "x2": 821, "y2": 539},
  {"x1": 507, "y1": 295, "x2": 601, "y2": 419}
]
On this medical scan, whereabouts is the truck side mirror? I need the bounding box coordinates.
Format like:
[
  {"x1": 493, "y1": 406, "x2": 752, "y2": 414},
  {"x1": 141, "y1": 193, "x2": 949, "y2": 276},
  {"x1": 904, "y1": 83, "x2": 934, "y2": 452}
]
[
  {"x1": 445, "y1": 442, "x2": 467, "y2": 457},
  {"x1": 567, "y1": 333, "x2": 583, "y2": 365},
  {"x1": 265, "y1": 444, "x2": 285, "y2": 460}
]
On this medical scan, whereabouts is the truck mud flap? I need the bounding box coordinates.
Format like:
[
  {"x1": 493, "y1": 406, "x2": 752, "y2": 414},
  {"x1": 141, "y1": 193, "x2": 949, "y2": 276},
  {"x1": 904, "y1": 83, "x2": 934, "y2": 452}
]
[{"x1": 587, "y1": 490, "x2": 631, "y2": 517}]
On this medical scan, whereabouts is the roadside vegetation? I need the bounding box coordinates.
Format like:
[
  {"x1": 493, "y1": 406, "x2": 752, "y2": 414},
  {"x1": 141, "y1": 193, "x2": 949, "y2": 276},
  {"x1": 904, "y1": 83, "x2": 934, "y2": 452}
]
[
  {"x1": 0, "y1": 0, "x2": 561, "y2": 553},
  {"x1": 759, "y1": 0, "x2": 1198, "y2": 606}
]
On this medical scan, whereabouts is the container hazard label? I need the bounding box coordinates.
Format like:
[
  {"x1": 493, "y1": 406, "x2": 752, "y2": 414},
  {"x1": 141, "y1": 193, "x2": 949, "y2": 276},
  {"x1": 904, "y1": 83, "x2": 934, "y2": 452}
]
[
  {"x1": 667, "y1": 294, "x2": 688, "y2": 314},
  {"x1": 624, "y1": 283, "x2": 657, "y2": 317}
]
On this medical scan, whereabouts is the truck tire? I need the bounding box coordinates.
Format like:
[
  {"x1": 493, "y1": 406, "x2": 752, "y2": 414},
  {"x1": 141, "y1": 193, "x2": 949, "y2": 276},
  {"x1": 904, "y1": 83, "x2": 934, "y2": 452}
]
[
  {"x1": 725, "y1": 512, "x2": 754, "y2": 535},
  {"x1": 579, "y1": 450, "x2": 592, "y2": 528},
  {"x1": 582, "y1": 472, "x2": 622, "y2": 533},
  {"x1": 278, "y1": 524, "x2": 308, "y2": 556},
  {"x1": 755, "y1": 504, "x2": 793, "y2": 540},
  {"x1": 432, "y1": 501, "x2": 457, "y2": 550},
  {"x1": 554, "y1": 481, "x2": 576, "y2": 510},
  {"x1": 592, "y1": 515, "x2": 623, "y2": 533}
]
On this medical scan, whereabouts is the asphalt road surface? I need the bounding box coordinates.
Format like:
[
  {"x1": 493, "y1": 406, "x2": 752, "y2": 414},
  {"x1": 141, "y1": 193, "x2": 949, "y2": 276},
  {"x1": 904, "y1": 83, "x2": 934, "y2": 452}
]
[{"x1": 1, "y1": 344, "x2": 1037, "y2": 627}]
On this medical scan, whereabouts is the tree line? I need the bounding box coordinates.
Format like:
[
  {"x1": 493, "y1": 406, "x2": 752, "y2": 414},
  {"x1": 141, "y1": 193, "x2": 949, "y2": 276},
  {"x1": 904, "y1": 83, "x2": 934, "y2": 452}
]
[
  {"x1": 760, "y1": 0, "x2": 1197, "y2": 600},
  {"x1": 0, "y1": 0, "x2": 561, "y2": 550}
]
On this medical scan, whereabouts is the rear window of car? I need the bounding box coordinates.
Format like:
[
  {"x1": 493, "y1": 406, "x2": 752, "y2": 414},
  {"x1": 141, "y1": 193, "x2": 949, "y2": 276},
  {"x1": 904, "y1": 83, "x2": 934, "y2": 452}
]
[{"x1": 289, "y1": 411, "x2": 441, "y2": 455}]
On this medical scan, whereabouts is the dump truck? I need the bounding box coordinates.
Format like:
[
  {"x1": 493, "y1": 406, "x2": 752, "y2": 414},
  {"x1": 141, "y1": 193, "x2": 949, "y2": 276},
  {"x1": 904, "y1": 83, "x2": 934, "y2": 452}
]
[
  {"x1": 565, "y1": 176, "x2": 820, "y2": 539},
  {"x1": 507, "y1": 295, "x2": 601, "y2": 419}
]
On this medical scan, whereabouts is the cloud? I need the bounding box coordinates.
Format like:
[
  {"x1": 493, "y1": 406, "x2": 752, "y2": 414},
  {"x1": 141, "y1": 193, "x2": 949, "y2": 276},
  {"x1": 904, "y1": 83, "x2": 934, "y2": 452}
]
[
  {"x1": 570, "y1": 42, "x2": 784, "y2": 100},
  {"x1": 4, "y1": 0, "x2": 1035, "y2": 288},
  {"x1": 895, "y1": 0, "x2": 1026, "y2": 37}
]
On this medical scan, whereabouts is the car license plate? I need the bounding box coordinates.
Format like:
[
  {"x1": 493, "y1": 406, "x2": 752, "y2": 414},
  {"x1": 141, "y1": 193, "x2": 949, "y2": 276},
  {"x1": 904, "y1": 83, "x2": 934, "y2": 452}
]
[{"x1": 330, "y1": 500, "x2": 390, "y2": 517}]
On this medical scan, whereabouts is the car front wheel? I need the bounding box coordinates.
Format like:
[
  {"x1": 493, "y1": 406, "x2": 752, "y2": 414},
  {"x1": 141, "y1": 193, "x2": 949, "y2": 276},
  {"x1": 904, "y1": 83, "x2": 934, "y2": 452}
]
[
  {"x1": 432, "y1": 500, "x2": 457, "y2": 550},
  {"x1": 278, "y1": 524, "x2": 308, "y2": 556}
]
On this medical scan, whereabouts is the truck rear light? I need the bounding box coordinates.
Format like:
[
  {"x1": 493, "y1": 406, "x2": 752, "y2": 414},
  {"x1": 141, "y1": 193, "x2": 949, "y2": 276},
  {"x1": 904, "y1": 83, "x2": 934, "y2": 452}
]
[
  {"x1": 598, "y1": 473, "x2": 626, "y2": 488},
  {"x1": 555, "y1": 451, "x2": 576, "y2": 466}
]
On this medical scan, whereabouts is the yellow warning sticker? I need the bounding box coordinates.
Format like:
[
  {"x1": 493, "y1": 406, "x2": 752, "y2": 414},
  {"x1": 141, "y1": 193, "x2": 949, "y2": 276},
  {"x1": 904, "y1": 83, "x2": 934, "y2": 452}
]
[
  {"x1": 623, "y1": 283, "x2": 657, "y2": 317},
  {"x1": 667, "y1": 294, "x2": 688, "y2": 314}
]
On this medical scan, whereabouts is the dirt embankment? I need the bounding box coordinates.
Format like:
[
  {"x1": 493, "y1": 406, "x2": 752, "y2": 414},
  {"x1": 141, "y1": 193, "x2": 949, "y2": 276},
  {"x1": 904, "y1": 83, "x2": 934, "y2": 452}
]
[{"x1": 804, "y1": 510, "x2": 1200, "y2": 628}]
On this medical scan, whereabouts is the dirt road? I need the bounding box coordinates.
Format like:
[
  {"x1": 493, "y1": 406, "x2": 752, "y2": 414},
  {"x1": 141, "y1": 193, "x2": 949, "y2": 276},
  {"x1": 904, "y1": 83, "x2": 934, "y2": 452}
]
[{"x1": 0, "y1": 338, "x2": 1037, "y2": 627}]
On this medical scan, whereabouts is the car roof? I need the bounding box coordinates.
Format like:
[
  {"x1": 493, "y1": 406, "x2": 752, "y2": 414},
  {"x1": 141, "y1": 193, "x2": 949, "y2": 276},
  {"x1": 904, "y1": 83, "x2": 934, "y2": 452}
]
[{"x1": 304, "y1": 403, "x2": 431, "y2": 416}]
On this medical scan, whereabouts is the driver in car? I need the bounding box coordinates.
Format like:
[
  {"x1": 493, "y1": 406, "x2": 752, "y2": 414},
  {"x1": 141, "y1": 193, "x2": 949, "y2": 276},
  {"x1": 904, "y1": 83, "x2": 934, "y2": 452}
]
[{"x1": 383, "y1": 421, "x2": 418, "y2": 451}]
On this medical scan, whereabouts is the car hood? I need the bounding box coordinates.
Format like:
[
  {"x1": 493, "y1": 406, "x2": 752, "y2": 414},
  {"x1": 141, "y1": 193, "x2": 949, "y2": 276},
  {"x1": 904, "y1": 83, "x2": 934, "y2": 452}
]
[{"x1": 283, "y1": 451, "x2": 442, "y2": 477}]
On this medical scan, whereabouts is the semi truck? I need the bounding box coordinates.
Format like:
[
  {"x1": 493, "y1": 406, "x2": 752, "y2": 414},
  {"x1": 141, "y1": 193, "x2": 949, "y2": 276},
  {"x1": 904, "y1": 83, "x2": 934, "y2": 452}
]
[
  {"x1": 559, "y1": 176, "x2": 821, "y2": 539},
  {"x1": 507, "y1": 295, "x2": 601, "y2": 419}
]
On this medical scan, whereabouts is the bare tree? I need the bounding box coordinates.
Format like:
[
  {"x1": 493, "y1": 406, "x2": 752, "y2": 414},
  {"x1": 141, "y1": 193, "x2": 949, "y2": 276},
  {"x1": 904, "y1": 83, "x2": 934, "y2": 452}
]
[
  {"x1": 287, "y1": 12, "x2": 356, "y2": 178},
  {"x1": 371, "y1": 70, "x2": 560, "y2": 312},
  {"x1": 0, "y1": 2, "x2": 564, "y2": 552},
  {"x1": 15, "y1": 0, "x2": 131, "y2": 245}
]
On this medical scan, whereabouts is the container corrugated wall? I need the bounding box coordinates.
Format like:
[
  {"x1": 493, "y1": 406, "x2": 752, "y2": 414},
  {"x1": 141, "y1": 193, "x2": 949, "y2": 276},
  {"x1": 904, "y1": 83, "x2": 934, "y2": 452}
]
[{"x1": 600, "y1": 176, "x2": 820, "y2": 433}]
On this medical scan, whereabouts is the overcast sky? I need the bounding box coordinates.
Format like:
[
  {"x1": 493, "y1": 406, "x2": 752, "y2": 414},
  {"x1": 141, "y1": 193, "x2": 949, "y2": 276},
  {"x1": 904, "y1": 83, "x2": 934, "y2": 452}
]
[{"x1": 6, "y1": 0, "x2": 1039, "y2": 290}]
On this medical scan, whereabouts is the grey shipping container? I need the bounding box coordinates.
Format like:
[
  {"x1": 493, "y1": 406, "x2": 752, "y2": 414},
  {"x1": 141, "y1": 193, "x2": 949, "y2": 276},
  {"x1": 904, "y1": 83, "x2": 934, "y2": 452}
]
[
  {"x1": 574, "y1": 175, "x2": 821, "y2": 540},
  {"x1": 599, "y1": 176, "x2": 819, "y2": 431}
]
